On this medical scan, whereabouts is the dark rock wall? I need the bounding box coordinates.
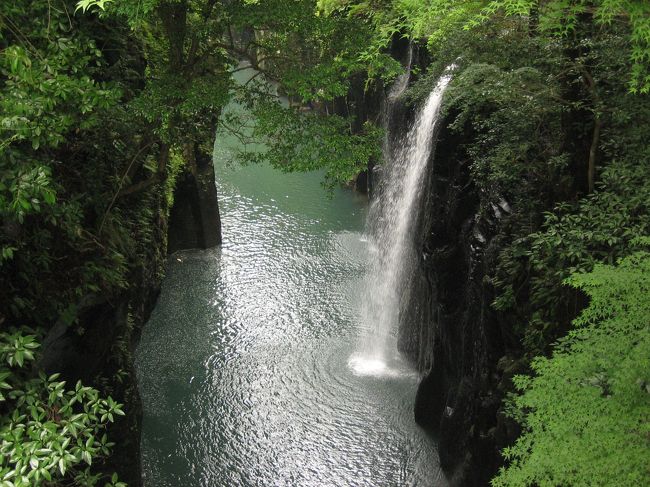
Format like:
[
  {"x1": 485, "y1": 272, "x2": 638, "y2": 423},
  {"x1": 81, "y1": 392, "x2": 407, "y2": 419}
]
[
  {"x1": 39, "y1": 190, "x2": 169, "y2": 486},
  {"x1": 168, "y1": 148, "x2": 222, "y2": 253},
  {"x1": 398, "y1": 118, "x2": 516, "y2": 486}
]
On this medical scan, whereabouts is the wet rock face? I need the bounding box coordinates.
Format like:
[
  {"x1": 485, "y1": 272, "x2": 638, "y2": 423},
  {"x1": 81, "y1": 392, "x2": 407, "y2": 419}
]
[
  {"x1": 168, "y1": 150, "x2": 222, "y2": 253},
  {"x1": 400, "y1": 118, "x2": 510, "y2": 486}
]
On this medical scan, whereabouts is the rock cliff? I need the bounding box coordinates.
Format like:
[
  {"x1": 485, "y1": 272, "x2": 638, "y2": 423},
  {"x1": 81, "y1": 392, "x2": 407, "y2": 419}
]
[{"x1": 397, "y1": 111, "x2": 519, "y2": 486}]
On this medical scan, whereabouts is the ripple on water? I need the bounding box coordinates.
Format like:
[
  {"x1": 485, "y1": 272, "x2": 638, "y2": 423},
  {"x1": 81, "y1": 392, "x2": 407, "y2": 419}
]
[{"x1": 136, "y1": 161, "x2": 447, "y2": 486}]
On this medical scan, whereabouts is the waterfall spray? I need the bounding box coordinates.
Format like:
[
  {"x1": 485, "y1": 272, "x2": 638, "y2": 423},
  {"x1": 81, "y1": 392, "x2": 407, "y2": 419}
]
[{"x1": 350, "y1": 67, "x2": 455, "y2": 376}]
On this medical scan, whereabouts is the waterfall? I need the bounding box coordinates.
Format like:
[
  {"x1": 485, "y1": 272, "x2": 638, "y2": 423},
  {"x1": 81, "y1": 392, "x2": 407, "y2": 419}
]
[{"x1": 350, "y1": 67, "x2": 454, "y2": 376}]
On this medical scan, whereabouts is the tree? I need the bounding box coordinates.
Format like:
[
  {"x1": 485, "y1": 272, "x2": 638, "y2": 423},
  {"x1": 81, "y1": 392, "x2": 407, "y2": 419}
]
[{"x1": 81, "y1": 0, "x2": 391, "y2": 189}]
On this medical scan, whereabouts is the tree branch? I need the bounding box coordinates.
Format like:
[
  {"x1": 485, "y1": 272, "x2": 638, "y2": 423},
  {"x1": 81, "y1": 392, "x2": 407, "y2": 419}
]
[
  {"x1": 581, "y1": 67, "x2": 602, "y2": 194},
  {"x1": 116, "y1": 173, "x2": 165, "y2": 198},
  {"x1": 98, "y1": 140, "x2": 153, "y2": 233}
]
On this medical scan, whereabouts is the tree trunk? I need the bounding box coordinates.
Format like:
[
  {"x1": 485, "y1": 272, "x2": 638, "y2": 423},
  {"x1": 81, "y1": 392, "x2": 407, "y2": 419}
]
[{"x1": 588, "y1": 116, "x2": 601, "y2": 193}]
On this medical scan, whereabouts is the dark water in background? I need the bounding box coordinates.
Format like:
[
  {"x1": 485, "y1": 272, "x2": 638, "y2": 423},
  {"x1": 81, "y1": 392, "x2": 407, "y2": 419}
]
[{"x1": 135, "y1": 69, "x2": 445, "y2": 487}]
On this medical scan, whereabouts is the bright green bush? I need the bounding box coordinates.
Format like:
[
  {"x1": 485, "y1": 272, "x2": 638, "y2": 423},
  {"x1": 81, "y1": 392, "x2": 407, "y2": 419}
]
[
  {"x1": 492, "y1": 245, "x2": 650, "y2": 486},
  {"x1": 0, "y1": 329, "x2": 126, "y2": 487}
]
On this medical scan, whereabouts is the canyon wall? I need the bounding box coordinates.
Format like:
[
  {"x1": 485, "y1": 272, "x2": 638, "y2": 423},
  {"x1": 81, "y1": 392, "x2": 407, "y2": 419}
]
[{"x1": 398, "y1": 117, "x2": 518, "y2": 485}]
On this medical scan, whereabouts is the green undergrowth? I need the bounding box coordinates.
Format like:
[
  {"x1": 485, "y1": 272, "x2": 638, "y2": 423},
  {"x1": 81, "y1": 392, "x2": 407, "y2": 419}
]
[{"x1": 493, "y1": 245, "x2": 650, "y2": 486}]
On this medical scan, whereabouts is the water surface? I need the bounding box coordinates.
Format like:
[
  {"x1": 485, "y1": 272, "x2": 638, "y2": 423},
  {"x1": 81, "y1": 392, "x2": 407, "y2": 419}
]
[{"x1": 136, "y1": 90, "x2": 445, "y2": 487}]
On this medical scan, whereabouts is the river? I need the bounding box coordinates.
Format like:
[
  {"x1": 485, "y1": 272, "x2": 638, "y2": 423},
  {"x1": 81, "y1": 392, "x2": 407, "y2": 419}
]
[{"x1": 135, "y1": 74, "x2": 445, "y2": 487}]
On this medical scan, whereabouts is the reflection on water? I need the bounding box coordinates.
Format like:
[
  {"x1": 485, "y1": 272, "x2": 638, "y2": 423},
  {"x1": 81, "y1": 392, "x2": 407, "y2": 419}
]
[
  {"x1": 135, "y1": 160, "x2": 446, "y2": 486},
  {"x1": 135, "y1": 69, "x2": 445, "y2": 486}
]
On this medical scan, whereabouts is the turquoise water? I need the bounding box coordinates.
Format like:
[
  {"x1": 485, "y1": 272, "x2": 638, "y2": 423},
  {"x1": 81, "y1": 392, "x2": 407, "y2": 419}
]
[{"x1": 135, "y1": 70, "x2": 444, "y2": 486}]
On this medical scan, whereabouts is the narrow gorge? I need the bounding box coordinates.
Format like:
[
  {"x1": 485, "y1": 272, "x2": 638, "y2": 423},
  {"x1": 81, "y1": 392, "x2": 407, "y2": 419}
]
[
  {"x1": 3, "y1": 1, "x2": 649, "y2": 486},
  {"x1": 136, "y1": 65, "x2": 447, "y2": 486}
]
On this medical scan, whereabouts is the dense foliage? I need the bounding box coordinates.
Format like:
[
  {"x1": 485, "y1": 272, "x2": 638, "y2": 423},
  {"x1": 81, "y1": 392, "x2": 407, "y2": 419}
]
[
  {"x1": 0, "y1": 330, "x2": 126, "y2": 487},
  {"x1": 3, "y1": 0, "x2": 649, "y2": 484},
  {"x1": 81, "y1": 0, "x2": 388, "y2": 187},
  {"x1": 321, "y1": 0, "x2": 650, "y2": 92},
  {"x1": 1, "y1": 0, "x2": 170, "y2": 483},
  {"x1": 493, "y1": 246, "x2": 650, "y2": 486},
  {"x1": 1, "y1": 1, "x2": 127, "y2": 324}
]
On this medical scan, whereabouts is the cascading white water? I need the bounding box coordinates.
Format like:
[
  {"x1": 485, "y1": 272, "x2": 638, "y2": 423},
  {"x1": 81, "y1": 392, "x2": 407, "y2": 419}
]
[{"x1": 350, "y1": 67, "x2": 454, "y2": 376}]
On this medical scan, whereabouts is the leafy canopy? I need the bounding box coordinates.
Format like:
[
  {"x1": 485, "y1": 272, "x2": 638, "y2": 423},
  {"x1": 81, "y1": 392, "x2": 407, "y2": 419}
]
[
  {"x1": 78, "y1": 0, "x2": 385, "y2": 186},
  {"x1": 320, "y1": 0, "x2": 650, "y2": 93}
]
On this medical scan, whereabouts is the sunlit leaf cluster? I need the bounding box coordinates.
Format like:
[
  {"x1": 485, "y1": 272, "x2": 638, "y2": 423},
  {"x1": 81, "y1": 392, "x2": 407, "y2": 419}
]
[
  {"x1": 493, "y1": 247, "x2": 650, "y2": 486},
  {"x1": 0, "y1": 329, "x2": 126, "y2": 487}
]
